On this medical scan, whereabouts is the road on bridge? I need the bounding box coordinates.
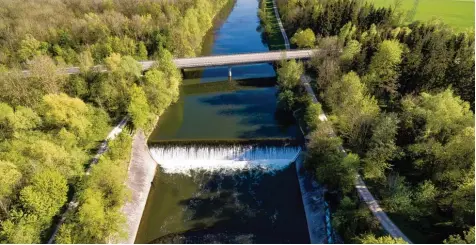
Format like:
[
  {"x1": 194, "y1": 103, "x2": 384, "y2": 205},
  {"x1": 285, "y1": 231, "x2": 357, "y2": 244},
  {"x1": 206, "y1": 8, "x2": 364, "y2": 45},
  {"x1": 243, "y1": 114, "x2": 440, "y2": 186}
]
[{"x1": 21, "y1": 49, "x2": 317, "y2": 76}]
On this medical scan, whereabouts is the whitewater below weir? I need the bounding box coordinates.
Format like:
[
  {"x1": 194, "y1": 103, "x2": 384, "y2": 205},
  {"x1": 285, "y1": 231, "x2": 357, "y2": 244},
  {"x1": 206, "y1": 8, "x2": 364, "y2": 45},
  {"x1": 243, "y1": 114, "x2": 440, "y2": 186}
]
[{"x1": 149, "y1": 145, "x2": 301, "y2": 175}]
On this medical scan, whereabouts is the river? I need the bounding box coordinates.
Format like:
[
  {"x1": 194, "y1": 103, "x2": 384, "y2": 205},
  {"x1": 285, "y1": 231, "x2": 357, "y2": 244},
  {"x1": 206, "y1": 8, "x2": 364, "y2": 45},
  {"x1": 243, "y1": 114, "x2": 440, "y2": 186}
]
[{"x1": 135, "y1": 0, "x2": 310, "y2": 243}]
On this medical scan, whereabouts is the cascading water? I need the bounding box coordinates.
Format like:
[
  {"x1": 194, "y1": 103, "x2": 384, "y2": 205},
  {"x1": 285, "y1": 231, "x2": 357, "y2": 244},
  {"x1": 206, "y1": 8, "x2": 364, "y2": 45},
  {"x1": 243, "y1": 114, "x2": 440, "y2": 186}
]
[
  {"x1": 149, "y1": 145, "x2": 301, "y2": 175},
  {"x1": 136, "y1": 145, "x2": 310, "y2": 243}
]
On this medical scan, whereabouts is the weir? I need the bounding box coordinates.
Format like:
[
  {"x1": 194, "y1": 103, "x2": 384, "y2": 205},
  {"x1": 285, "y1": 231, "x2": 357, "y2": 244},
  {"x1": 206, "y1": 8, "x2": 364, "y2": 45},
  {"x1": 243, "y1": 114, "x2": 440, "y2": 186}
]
[{"x1": 149, "y1": 145, "x2": 301, "y2": 174}]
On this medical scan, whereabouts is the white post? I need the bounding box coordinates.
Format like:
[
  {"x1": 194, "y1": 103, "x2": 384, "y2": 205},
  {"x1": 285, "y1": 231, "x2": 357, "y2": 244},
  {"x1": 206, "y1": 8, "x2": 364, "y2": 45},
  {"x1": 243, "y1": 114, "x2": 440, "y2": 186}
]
[{"x1": 228, "y1": 66, "x2": 232, "y2": 78}]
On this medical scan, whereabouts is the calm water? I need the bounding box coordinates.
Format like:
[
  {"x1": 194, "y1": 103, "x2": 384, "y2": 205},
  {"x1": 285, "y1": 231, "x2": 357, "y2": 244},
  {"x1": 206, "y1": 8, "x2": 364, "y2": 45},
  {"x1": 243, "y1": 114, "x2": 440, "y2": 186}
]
[{"x1": 136, "y1": 0, "x2": 309, "y2": 243}]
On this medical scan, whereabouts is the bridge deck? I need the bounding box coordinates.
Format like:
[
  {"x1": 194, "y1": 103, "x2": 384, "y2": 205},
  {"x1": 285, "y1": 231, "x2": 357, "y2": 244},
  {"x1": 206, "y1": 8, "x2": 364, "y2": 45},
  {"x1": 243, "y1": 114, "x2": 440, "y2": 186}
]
[{"x1": 23, "y1": 49, "x2": 317, "y2": 75}]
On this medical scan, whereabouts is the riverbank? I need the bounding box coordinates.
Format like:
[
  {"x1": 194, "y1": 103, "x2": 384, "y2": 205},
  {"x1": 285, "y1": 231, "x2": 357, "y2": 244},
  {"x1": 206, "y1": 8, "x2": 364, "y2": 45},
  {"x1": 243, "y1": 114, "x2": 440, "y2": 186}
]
[
  {"x1": 259, "y1": 0, "x2": 287, "y2": 50},
  {"x1": 294, "y1": 153, "x2": 330, "y2": 244},
  {"x1": 121, "y1": 130, "x2": 158, "y2": 244}
]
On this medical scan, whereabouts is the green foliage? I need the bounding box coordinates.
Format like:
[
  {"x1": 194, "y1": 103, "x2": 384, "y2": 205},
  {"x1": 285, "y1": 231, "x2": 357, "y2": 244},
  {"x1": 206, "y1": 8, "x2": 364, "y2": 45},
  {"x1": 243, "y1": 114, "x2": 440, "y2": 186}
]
[
  {"x1": 402, "y1": 89, "x2": 473, "y2": 142},
  {"x1": 362, "y1": 113, "x2": 399, "y2": 180},
  {"x1": 358, "y1": 233, "x2": 408, "y2": 244},
  {"x1": 40, "y1": 93, "x2": 91, "y2": 137},
  {"x1": 0, "y1": 211, "x2": 41, "y2": 244},
  {"x1": 304, "y1": 102, "x2": 322, "y2": 131},
  {"x1": 444, "y1": 227, "x2": 475, "y2": 244},
  {"x1": 128, "y1": 84, "x2": 151, "y2": 129},
  {"x1": 57, "y1": 132, "x2": 132, "y2": 243},
  {"x1": 290, "y1": 28, "x2": 316, "y2": 48},
  {"x1": 277, "y1": 59, "x2": 304, "y2": 90},
  {"x1": 340, "y1": 40, "x2": 361, "y2": 65},
  {"x1": 306, "y1": 121, "x2": 358, "y2": 193},
  {"x1": 18, "y1": 34, "x2": 48, "y2": 62},
  {"x1": 277, "y1": 89, "x2": 296, "y2": 112},
  {"x1": 364, "y1": 40, "x2": 403, "y2": 101},
  {"x1": 382, "y1": 175, "x2": 414, "y2": 217},
  {"x1": 325, "y1": 71, "x2": 379, "y2": 151},
  {"x1": 19, "y1": 170, "x2": 67, "y2": 223},
  {"x1": 332, "y1": 196, "x2": 380, "y2": 242}
]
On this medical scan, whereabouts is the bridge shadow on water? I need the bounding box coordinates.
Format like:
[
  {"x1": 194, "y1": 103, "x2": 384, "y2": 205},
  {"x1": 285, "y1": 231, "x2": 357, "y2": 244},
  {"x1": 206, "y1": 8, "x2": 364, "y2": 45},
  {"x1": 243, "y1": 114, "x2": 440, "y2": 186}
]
[{"x1": 147, "y1": 165, "x2": 310, "y2": 244}]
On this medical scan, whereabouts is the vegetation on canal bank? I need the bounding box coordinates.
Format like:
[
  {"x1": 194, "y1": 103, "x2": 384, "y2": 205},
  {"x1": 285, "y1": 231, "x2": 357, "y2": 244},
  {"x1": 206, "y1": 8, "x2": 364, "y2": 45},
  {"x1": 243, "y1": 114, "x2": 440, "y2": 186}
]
[
  {"x1": 0, "y1": 0, "x2": 231, "y2": 243},
  {"x1": 258, "y1": 0, "x2": 287, "y2": 50},
  {"x1": 273, "y1": 0, "x2": 474, "y2": 243}
]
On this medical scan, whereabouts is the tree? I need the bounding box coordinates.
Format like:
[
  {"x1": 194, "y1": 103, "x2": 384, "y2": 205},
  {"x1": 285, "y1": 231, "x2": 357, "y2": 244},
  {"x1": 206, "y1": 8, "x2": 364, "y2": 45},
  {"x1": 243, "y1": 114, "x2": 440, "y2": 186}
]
[
  {"x1": 358, "y1": 233, "x2": 407, "y2": 244},
  {"x1": 444, "y1": 227, "x2": 475, "y2": 244},
  {"x1": 27, "y1": 55, "x2": 66, "y2": 95},
  {"x1": 382, "y1": 174, "x2": 414, "y2": 218},
  {"x1": 277, "y1": 89, "x2": 296, "y2": 112},
  {"x1": 325, "y1": 72, "x2": 379, "y2": 151},
  {"x1": 412, "y1": 180, "x2": 437, "y2": 217},
  {"x1": 0, "y1": 103, "x2": 41, "y2": 139},
  {"x1": 19, "y1": 169, "x2": 68, "y2": 223},
  {"x1": 78, "y1": 50, "x2": 94, "y2": 74},
  {"x1": 332, "y1": 196, "x2": 380, "y2": 241},
  {"x1": 362, "y1": 113, "x2": 399, "y2": 180},
  {"x1": 306, "y1": 121, "x2": 358, "y2": 193},
  {"x1": 18, "y1": 34, "x2": 48, "y2": 62},
  {"x1": 0, "y1": 211, "x2": 42, "y2": 244},
  {"x1": 364, "y1": 40, "x2": 403, "y2": 101},
  {"x1": 277, "y1": 59, "x2": 304, "y2": 90},
  {"x1": 128, "y1": 84, "x2": 150, "y2": 129},
  {"x1": 39, "y1": 93, "x2": 91, "y2": 138},
  {"x1": 340, "y1": 40, "x2": 361, "y2": 67},
  {"x1": 143, "y1": 69, "x2": 172, "y2": 114},
  {"x1": 0, "y1": 161, "x2": 21, "y2": 216},
  {"x1": 338, "y1": 22, "x2": 357, "y2": 44},
  {"x1": 401, "y1": 89, "x2": 473, "y2": 143},
  {"x1": 290, "y1": 28, "x2": 316, "y2": 48},
  {"x1": 304, "y1": 102, "x2": 322, "y2": 131}
]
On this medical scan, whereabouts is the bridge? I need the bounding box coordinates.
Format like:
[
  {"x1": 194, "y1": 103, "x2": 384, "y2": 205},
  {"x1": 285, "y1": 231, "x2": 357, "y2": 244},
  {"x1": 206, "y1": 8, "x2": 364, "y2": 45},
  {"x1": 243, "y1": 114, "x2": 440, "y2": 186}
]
[{"x1": 22, "y1": 49, "x2": 317, "y2": 77}]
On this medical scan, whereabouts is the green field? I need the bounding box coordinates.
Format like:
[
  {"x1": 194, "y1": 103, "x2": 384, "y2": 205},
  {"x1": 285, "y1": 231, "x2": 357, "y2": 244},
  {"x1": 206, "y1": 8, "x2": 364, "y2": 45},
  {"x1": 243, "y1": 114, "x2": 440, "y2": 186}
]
[{"x1": 370, "y1": 0, "x2": 475, "y2": 29}]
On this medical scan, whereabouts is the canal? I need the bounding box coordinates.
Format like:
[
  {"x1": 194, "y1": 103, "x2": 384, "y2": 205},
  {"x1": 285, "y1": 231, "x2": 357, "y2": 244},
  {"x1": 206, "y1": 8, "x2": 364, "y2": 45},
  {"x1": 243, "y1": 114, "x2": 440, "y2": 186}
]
[{"x1": 135, "y1": 0, "x2": 310, "y2": 243}]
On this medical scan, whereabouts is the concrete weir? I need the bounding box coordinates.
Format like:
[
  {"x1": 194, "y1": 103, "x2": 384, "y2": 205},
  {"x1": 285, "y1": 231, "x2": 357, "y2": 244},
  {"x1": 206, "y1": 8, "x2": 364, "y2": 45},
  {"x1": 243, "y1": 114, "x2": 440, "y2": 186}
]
[{"x1": 121, "y1": 131, "x2": 157, "y2": 244}]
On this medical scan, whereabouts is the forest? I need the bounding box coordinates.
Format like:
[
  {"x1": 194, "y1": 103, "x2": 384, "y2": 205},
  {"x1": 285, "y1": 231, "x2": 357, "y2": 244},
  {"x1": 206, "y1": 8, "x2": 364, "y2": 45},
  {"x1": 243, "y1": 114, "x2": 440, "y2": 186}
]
[
  {"x1": 272, "y1": 0, "x2": 474, "y2": 243},
  {"x1": 0, "y1": 0, "x2": 229, "y2": 243}
]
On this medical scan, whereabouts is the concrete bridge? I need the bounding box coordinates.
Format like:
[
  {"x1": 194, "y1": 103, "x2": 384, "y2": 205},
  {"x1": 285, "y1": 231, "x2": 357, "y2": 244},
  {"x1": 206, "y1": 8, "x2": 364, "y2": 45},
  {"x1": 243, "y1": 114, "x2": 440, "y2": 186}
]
[{"x1": 23, "y1": 49, "x2": 317, "y2": 77}]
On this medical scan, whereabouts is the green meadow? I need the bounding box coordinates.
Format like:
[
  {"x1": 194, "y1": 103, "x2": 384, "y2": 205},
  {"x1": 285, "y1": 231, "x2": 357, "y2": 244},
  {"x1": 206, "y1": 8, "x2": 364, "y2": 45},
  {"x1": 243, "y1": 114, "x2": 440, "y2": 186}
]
[{"x1": 370, "y1": 0, "x2": 475, "y2": 29}]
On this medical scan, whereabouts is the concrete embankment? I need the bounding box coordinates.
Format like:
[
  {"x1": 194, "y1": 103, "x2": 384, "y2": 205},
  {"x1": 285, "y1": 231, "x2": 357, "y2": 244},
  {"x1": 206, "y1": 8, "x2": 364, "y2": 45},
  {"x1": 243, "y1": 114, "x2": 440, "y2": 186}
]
[
  {"x1": 121, "y1": 131, "x2": 158, "y2": 244},
  {"x1": 294, "y1": 153, "x2": 330, "y2": 244}
]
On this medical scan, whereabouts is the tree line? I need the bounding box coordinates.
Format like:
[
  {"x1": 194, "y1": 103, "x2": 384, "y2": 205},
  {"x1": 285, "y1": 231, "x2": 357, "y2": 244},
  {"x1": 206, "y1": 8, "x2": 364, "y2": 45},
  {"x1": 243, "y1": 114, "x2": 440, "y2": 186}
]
[
  {"x1": 0, "y1": 0, "x2": 230, "y2": 243},
  {"x1": 271, "y1": 0, "x2": 474, "y2": 243}
]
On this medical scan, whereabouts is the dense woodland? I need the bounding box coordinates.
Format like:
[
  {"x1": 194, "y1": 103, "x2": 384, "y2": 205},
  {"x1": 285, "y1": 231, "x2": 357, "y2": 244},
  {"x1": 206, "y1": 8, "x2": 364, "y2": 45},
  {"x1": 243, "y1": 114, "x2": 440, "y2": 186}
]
[
  {"x1": 0, "y1": 0, "x2": 229, "y2": 243},
  {"x1": 273, "y1": 0, "x2": 474, "y2": 243}
]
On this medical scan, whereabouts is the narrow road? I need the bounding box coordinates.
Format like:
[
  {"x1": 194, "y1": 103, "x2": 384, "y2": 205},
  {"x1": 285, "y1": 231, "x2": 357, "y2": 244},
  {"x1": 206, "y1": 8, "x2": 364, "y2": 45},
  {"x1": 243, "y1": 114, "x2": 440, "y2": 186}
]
[{"x1": 300, "y1": 75, "x2": 412, "y2": 243}]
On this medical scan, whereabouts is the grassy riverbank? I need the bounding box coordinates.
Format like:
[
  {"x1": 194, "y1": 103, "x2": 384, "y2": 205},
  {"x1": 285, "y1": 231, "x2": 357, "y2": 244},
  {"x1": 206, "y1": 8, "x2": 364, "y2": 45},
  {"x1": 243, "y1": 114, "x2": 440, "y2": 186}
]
[{"x1": 259, "y1": 0, "x2": 287, "y2": 50}]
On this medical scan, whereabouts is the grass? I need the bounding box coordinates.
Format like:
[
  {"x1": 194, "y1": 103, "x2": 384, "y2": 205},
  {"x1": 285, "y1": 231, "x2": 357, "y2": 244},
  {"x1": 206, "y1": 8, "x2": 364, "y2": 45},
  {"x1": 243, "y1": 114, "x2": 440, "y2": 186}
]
[
  {"x1": 369, "y1": 0, "x2": 475, "y2": 30},
  {"x1": 261, "y1": 0, "x2": 287, "y2": 50}
]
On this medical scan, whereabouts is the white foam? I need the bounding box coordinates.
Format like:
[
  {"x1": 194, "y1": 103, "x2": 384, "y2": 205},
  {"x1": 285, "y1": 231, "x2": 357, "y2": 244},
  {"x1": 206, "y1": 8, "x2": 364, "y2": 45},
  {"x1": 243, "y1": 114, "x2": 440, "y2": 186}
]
[{"x1": 149, "y1": 145, "x2": 301, "y2": 175}]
